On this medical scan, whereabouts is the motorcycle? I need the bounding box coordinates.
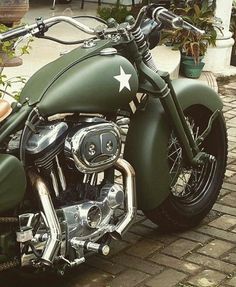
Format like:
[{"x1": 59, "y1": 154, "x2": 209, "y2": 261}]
[{"x1": 0, "y1": 3, "x2": 227, "y2": 275}]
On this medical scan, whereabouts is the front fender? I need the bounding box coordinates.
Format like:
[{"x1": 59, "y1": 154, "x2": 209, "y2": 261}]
[
  {"x1": 124, "y1": 79, "x2": 223, "y2": 211},
  {"x1": 172, "y1": 79, "x2": 223, "y2": 111}
]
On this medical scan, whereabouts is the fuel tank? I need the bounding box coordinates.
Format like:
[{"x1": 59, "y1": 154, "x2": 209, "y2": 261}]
[{"x1": 20, "y1": 40, "x2": 139, "y2": 116}]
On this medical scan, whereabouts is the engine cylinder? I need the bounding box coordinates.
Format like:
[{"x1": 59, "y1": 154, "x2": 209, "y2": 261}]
[{"x1": 25, "y1": 122, "x2": 68, "y2": 170}]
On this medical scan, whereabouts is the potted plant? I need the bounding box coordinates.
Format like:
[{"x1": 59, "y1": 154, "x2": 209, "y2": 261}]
[
  {"x1": 0, "y1": 24, "x2": 31, "y2": 102},
  {"x1": 97, "y1": 0, "x2": 131, "y2": 24},
  {"x1": 0, "y1": 0, "x2": 29, "y2": 27},
  {"x1": 161, "y1": 0, "x2": 220, "y2": 78},
  {"x1": 230, "y1": 0, "x2": 236, "y2": 66},
  {"x1": 0, "y1": 24, "x2": 24, "y2": 68},
  {"x1": 97, "y1": 0, "x2": 172, "y2": 23}
]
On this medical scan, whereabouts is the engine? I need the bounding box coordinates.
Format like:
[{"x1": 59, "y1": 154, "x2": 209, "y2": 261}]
[
  {"x1": 23, "y1": 120, "x2": 121, "y2": 174},
  {"x1": 8, "y1": 117, "x2": 136, "y2": 271}
]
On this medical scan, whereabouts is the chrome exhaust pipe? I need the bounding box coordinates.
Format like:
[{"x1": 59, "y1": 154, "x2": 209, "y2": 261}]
[
  {"x1": 29, "y1": 171, "x2": 62, "y2": 265},
  {"x1": 112, "y1": 158, "x2": 137, "y2": 239}
]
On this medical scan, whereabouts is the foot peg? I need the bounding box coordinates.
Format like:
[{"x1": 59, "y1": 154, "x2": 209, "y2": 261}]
[{"x1": 71, "y1": 238, "x2": 110, "y2": 256}]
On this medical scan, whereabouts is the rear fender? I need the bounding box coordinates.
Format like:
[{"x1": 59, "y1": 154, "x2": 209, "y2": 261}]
[{"x1": 124, "y1": 79, "x2": 223, "y2": 211}]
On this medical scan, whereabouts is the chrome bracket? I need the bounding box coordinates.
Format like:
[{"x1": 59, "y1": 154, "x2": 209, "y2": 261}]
[{"x1": 196, "y1": 109, "x2": 220, "y2": 145}]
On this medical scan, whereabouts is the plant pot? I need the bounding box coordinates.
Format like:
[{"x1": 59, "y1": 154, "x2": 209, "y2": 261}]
[
  {"x1": 180, "y1": 54, "x2": 204, "y2": 71},
  {"x1": 181, "y1": 54, "x2": 204, "y2": 63},
  {"x1": 182, "y1": 61, "x2": 205, "y2": 79},
  {"x1": 0, "y1": 52, "x2": 23, "y2": 68},
  {"x1": 0, "y1": 0, "x2": 29, "y2": 26}
]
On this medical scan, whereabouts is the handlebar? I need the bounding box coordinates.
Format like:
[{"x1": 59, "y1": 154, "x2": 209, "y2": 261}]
[
  {"x1": 0, "y1": 25, "x2": 30, "y2": 41},
  {"x1": 0, "y1": 5, "x2": 205, "y2": 44},
  {"x1": 147, "y1": 6, "x2": 205, "y2": 35},
  {"x1": 0, "y1": 16, "x2": 96, "y2": 42},
  {"x1": 43, "y1": 16, "x2": 95, "y2": 34}
]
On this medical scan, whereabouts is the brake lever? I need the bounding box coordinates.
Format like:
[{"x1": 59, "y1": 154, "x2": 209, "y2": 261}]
[
  {"x1": 13, "y1": 34, "x2": 32, "y2": 49},
  {"x1": 182, "y1": 22, "x2": 205, "y2": 35},
  {"x1": 172, "y1": 17, "x2": 205, "y2": 35}
]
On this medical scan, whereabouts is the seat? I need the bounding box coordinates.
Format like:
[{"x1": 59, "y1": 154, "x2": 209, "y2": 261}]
[{"x1": 0, "y1": 99, "x2": 12, "y2": 122}]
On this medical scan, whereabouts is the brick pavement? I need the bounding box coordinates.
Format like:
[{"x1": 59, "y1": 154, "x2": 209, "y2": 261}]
[{"x1": 2, "y1": 76, "x2": 236, "y2": 287}]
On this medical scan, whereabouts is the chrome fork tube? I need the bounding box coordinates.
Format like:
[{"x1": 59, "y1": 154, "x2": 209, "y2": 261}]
[
  {"x1": 30, "y1": 172, "x2": 62, "y2": 265},
  {"x1": 113, "y1": 158, "x2": 137, "y2": 239}
]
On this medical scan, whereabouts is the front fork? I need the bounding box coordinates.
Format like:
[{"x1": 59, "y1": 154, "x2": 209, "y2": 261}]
[
  {"x1": 127, "y1": 39, "x2": 215, "y2": 167},
  {"x1": 161, "y1": 73, "x2": 220, "y2": 167},
  {"x1": 146, "y1": 64, "x2": 217, "y2": 167},
  {"x1": 147, "y1": 71, "x2": 196, "y2": 165},
  {"x1": 157, "y1": 72, "x2": 206, "y2": 166}
]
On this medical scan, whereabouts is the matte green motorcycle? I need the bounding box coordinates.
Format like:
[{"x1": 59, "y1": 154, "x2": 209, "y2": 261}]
[{"x1": 0, "y1": 3, "x2": 227, "y2": 275}]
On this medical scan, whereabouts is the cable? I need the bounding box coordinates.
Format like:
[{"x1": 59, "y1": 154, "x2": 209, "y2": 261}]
[
  {"x1": 35, "y1": 16, "x2": 107, "y2": 44},
  {"x1": 37, "y1": 35, "x2": 96, "y2": 45},
  {"x1": 46, "y1": 15, "x2": 107, "y2": 29},
  {"x1": 72, "y1": 15, "x2": 107, "y2": 25}
]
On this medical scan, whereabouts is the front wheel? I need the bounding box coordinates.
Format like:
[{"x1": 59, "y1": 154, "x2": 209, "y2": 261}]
[{"x1": 144, "y1": 105, "x2": 227, "y2": 232}]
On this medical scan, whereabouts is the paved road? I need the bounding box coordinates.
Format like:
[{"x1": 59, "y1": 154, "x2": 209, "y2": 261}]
[{"x1": 1, "y1": 76, "x2": 236, "y2": 287}]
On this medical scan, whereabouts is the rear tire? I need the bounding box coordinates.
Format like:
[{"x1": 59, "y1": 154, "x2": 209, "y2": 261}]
[{"x1": 144, "y1": 105, "x2": 227, "y2": 232}]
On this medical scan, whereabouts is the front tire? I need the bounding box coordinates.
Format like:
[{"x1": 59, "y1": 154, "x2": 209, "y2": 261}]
[{"x1": 144, "y1": 105, "x2": 227, "y2": 231}]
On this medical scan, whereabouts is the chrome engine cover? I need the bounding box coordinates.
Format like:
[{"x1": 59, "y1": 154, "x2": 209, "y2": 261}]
[
  {"x1": 65, "y1": 122, "x2": 121, "y2": 173},
  {"x1": 60, "y1": 184, "x2": 124, "y2": 241},
  {"x1": 26, "y1": 122, "x2": 68, "y2": 155},
  {"x1": 18, "y1": 183, "x2": 125, "y2": 267}
]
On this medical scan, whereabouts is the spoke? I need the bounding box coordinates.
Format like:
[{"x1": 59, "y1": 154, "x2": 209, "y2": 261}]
[
  {"x1": 168, "y1": 115, "x2": 211, "y2": 199},
  {"x1": 168, "y1": 147, "x2": 182, "y2": 161},
  {"x1": 194, "y1": 126, "x2": 200, "y2": 140},
  {"x1": 168, "y1": 134, "x2": 177, "y2": 149},
  {"x1": 169, "y1": 152, "x2": 181, "y2": 174}
]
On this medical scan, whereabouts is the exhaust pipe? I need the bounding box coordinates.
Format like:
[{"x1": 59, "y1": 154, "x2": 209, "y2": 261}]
[
  {"x1": 112, "y1": 158, "x2": 137, "y2": 239},
  {"x1": 29, "y1": 171, "x2": 62, "y2": 265}
]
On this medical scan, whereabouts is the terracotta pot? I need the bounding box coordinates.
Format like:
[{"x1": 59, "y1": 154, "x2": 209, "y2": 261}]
[
  {"x1": 0, "y1": 52, "x2": 23, "y2": 67},
  {"x1": 0, "y1": 0, "x2": 29, "y2": 26}
]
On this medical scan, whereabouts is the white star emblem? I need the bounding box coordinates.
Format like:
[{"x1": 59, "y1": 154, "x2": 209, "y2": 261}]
[{"x1": 114, "y1": 66, "x2": 132, "y2": 93}]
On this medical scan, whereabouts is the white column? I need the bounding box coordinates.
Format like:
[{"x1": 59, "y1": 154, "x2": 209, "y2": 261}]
[{"x1": 203, "y1": 0, "x2": 235, "y2": 74}]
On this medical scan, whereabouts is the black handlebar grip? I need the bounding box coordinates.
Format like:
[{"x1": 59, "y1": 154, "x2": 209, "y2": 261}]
[
  {"x1": 152, "y1": 7, "x2": 182, "y2": 26},
  {"x1": 147, "y1": 5, "x2": 179, "y2": 25},
  {"x1": 146, "y1": 4, "x2": 159, "y2": 19},
  {"x1": 0, "y1": 26, "x2": 28, "y2": 42}
]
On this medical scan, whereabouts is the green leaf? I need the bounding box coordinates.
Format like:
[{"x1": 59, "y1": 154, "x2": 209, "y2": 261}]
[{"x1": 193, "y1": 4, "x2": 201, "y2": 18}]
